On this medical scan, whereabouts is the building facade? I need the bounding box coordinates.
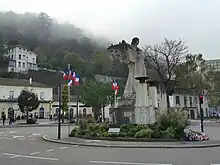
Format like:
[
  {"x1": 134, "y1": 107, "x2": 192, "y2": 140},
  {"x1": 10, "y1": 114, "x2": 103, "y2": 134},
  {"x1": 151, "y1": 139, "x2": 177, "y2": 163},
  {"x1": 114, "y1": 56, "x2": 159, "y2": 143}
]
[
  {"x1": 165, "y1": 91, "x2": 209, "y2": 119},
  {"x1": 51, "y1": 94, "x2": 93, "y2": 119},
  {"x1": 205, "y1": 59, "x2": 220, "y2": 71},
  {"x1": 5, "y1": 45, "x2": 38, "y2": 73},
  {"x1": 0, "y1": 78, "x2": 52, "y2": 119}
]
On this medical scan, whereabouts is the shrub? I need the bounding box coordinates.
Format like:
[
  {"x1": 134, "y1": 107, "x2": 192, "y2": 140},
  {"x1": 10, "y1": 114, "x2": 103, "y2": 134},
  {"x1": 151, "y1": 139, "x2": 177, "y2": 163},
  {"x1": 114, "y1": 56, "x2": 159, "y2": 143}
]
[
  {"x1": 79, "y1": 119, "x2": 87, "y2": 130},
  {"x1": 158, "y1": 111, "x2": 188, "y2": 139},
  {"x1": 120, "y1": 124, "x2": 148, "y2": 137},
  {"x1": 161, "y1": 127, "x2": 175, "y2": 139},
  {"x1": 69, "y1": 128, "x2": 80, "y2": 137},
  {"x1": 86, "y1": 123, "x2": 108, "y2": 137},
  {"x1": 134, "y1": 128, "x2": 153, "y2": 138}
]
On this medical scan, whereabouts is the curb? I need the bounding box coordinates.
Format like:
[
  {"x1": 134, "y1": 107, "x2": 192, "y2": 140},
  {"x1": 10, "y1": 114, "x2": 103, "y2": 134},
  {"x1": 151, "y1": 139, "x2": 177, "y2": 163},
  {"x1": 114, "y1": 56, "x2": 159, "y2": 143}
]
[
  {"x1": 0, "y1": 123, "x2": 68, "y2": 128},
  {"x1": 42, "y1": 135, "x2": 220, "y2": 148}
]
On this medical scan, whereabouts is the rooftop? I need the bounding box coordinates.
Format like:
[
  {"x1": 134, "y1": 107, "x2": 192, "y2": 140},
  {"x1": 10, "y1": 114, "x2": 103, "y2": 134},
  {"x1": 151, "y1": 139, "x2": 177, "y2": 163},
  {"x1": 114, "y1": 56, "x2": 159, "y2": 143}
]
[
  {"x1": 7, "y1": 45, "x2": 37, "y2": 56},
  {"x1": 0, "y1": 77, "x2": 49, "y2": 88}
]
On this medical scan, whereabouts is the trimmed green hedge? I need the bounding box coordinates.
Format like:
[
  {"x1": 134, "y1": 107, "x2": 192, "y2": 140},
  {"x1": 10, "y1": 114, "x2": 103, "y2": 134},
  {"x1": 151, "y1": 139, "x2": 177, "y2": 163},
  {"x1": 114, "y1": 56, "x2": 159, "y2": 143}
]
[{"x1": 70, "y1": 111, "x2": 189, "y2": 140}]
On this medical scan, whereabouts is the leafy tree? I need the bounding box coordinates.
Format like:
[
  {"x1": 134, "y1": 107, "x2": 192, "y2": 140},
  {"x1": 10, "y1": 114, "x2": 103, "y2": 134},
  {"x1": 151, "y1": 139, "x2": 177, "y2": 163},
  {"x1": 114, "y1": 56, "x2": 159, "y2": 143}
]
[
  {"x1": 176, "y1": 54, "x2": 206, "y2": 92},
  {"x1": 62, "y1": 52, "x2": 84, "y2": 74},
  {"x1": 62, "y1": 84, "x2": 68, "y2": 122},
  {"x1": 17, "y1": 89, "x2": 40, "y2": 123},
  {"x1": 0, "y1": 11, "x2": 111, "y2": 75},
  {"x1": 80, "y1": 80, "x2": 113, "y2": 120},
  {"x1": 0, "y1": 33, "x2": 9, "y2": 71},
  {"x1": 92, "y1": 52, "x2": 112, "y2": 75},
  {"x1": 144, "y1": 38, "x2": 188, "y2": 108}
]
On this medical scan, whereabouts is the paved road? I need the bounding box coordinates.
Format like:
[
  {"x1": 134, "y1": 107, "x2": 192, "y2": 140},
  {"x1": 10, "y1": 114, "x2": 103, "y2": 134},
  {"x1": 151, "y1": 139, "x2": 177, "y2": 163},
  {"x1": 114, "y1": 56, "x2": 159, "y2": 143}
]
[{"x1": 0, "y1": 125, "x2": 220, "y2": 165}]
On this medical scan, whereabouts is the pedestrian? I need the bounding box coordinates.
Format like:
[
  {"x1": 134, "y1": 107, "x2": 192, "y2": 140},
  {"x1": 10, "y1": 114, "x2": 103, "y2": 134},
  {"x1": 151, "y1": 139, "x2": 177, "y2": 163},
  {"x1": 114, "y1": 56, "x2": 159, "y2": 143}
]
[{"x1": 2, "y1": 114, "x2": 6, "y2": 126}]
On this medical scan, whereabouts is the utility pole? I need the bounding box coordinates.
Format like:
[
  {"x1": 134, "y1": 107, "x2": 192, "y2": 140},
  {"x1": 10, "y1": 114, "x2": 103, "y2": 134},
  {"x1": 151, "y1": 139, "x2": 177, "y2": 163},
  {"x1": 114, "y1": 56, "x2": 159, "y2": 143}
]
[{"x1": 58, "y1": 85, "x2": 61, "y2": 139}]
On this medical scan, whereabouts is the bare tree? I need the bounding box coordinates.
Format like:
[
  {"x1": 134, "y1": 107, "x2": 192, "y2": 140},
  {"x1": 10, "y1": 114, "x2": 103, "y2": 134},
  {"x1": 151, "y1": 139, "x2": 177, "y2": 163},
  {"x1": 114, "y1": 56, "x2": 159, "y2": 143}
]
[{"x1": 144, "y1": 38, "x2": 188, "y2": 108}]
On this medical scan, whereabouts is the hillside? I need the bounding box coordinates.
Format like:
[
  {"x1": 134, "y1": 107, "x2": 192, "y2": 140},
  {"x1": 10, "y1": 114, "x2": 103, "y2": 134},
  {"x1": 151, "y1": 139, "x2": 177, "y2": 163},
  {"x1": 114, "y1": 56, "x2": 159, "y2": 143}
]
[{"x1": 0, "y1": 11, "x2": 128, "y2": 87}]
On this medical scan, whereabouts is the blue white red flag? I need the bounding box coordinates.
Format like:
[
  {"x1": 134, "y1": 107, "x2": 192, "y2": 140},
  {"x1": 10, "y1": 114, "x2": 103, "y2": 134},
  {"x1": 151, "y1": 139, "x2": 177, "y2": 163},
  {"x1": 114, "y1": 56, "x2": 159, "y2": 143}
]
[
  {"x1": 74, "y1": 74, "x2": 80, "y2": 86},
  {"x1": 68, "y1": 70, "x2": 72, "y2": 80},
  {"x1": 63, "y1": 71, "x2": 68, "y2": 81},
  {"x1": 112, "y1": 80, "x2": 119, "y2": 94},
  {"x1": 67, "y1": 79, "x2": 73, "y2": 87}
]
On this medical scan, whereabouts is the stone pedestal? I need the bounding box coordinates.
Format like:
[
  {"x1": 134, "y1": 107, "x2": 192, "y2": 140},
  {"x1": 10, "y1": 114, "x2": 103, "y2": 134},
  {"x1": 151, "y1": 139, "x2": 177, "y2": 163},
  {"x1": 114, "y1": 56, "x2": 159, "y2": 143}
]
[
  {"x1": 134, "y1": 76, "x2": 155, "y2": 124},
  {"x1": 148, "y1": 80, "x2": 158, "y2": 108}
]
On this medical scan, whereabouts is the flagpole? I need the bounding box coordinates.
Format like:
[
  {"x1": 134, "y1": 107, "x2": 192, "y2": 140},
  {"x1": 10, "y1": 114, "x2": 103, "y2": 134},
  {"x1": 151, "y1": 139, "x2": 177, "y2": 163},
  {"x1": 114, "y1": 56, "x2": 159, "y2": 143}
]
[
  {"x1": 114, "y1": 91, "x2": 116, "y2": 108},
  {"x1": 68, "y1": 64, "x2": 71, "y2": 136}
]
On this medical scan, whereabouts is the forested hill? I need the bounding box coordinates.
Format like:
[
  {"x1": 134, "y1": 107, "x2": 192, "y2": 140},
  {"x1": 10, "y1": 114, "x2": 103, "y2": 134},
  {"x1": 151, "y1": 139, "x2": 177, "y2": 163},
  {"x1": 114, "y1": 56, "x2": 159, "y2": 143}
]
[{"x1": 0, "y1": 11, "x2": 128, "y2": 79}]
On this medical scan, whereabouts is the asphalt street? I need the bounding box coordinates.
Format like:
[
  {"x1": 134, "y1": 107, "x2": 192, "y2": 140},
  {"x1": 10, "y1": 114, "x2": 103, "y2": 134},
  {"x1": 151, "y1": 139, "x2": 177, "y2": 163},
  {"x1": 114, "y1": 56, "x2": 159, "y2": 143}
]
[{"x1": 0, "y1": 124, "x2": 220, "y2": 165}]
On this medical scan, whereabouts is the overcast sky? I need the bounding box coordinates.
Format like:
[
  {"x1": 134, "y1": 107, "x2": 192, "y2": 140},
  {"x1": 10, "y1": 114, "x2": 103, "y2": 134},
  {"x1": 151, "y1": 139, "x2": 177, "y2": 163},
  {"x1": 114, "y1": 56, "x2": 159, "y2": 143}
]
[{"x1": 0, "y1": 0, "x2": 220, "y2": 59}]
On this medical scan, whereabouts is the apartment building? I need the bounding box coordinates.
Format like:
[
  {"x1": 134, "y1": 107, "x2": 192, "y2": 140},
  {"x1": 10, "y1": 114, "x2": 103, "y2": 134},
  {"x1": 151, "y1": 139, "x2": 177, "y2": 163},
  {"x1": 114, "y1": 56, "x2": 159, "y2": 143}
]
[{"x1": 5, "y1": 45, "x2": 38, "y2": 73}]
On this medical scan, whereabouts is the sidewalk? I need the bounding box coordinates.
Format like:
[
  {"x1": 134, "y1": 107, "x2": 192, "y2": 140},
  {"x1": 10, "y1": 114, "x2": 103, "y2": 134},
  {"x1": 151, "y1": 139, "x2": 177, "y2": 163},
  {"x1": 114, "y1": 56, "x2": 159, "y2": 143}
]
[
  {"x1": 43, "y1": 135, "x2": 220, "y2": 148},
  {"x1": 0, "y1": 119, "x2": 69, "y2": 128}
]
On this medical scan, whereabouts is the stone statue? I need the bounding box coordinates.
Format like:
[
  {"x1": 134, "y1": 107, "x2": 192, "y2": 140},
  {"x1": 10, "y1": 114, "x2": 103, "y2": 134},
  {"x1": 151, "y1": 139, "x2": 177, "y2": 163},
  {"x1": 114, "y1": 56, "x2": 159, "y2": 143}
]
[{"x1": 107, "y1": 37, "x2": 147, "y2": 99}]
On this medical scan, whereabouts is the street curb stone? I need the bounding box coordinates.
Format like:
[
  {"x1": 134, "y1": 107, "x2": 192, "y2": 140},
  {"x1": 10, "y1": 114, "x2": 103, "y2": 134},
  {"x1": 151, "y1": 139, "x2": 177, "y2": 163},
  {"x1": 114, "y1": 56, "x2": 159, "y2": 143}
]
[{"x1": 42, "y1": 135, "x2": 220, "y2": 148}]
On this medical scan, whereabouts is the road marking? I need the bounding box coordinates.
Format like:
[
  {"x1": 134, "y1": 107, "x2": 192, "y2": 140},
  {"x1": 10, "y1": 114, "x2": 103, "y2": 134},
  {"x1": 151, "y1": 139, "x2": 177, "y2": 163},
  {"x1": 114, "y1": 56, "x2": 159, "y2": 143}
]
[
  {"x1": 29, "y1": 152, "x2": 40, "y2": 155},
  {"x1": 9, "y1": 131, "x2": 16, "y2": 134},
  {"x1": 72, "y1": 145, "x2": 79, "y2": 148},
  {"x1": 3, "y1": 153, "x2": 58, "y2": 161},
  {"x1": 32, "y1": 133, "x2": 41, "y2": 136},
  {"x1": 46, "y1": 149, "x2": 55, "y2": 152},
  {"x1": 10, "y1": 155, "x2": 20, "y2": 159},
  {"x1": 60, "y1": 147, "x2": 68, "y2": 150},
  {"x1": 86, "y1": 140, "x2": 101, "y2": 142},
  {"x1": 89, "y1": 161, "x2": 172, "y2": 165},
  {"x1": 13, "y1": 136, "x2": 25, "y2": 139}
]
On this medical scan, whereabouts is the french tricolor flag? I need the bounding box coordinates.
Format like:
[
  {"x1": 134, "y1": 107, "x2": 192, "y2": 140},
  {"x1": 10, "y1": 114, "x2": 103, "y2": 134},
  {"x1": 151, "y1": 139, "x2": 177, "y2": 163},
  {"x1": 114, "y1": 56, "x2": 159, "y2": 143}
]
[
  {"x1": 112, "y1": 80, "x2": 119, "y2": 95},
  {"x1": 67, "y1": 79, "x2": 73, "y2": 87},
  {"x1": 63, "y1": 71, "x2": 68, "y2": 81},
  {"x1": 74, "y1": 74, "x2": 80, "y2": 86},
  {"x1": 68, "y1": 70, "x2": 73, "y2": 80}
]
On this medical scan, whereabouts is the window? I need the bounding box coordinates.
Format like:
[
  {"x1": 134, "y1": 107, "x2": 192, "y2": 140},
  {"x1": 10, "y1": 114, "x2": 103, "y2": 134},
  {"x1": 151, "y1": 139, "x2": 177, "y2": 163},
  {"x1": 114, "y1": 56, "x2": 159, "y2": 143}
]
[
  {"x1": 40, "y1": 92, "x2": 44, "y2": 100},
  {"x1": 18, "y1": 62, "x2": 21, "y2": 67},
  {"x1": 189, "y1": 97, "x2": 192, "y2": 107},
  {"x1": 194, "y1": 97, "x2": 198, "y2": 104},
  {"x1": 32, "y1": 58, "x2": 35, "y2": 63},
  {"x1": 19, "y1": 54, "x2": 21, "y2": 60},
  {"x1": 175, "y1": 96, "x2": 180, "y2": 105},
  {"x1": 11, "y1": 55, "x2": 13, "y2": 60},
  {"x1": 184, "y1": 96, "x2": 187, "y2": 107},
  {"x1": 23, "y1": 55, "x2": 25, "y2": 60},
  {"x1": 22, "y1": 62, "x2": 25, "y2": 68},
  {"x1": 9, "y1": 91, "x2": 14, "y2": 99}
]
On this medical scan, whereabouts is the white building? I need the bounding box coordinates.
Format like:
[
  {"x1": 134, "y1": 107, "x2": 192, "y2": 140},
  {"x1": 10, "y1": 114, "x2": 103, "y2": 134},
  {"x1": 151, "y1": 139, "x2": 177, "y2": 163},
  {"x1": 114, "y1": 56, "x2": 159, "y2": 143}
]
[
  {"x1": 0, "y1": 78, "x2": 52, "y2": 119},
  {"x1": 51, "y1": 94, "x2": 93, "y2": 119},
  {"x1": 167, "y1": 90, "x2": 209, "y2": 119},
  {"x1": 5, "y1": 45, "x2": 38, "y2": 73},
  {"x1": 205, "y1": 59, "x2": 220, "y2": 72}
]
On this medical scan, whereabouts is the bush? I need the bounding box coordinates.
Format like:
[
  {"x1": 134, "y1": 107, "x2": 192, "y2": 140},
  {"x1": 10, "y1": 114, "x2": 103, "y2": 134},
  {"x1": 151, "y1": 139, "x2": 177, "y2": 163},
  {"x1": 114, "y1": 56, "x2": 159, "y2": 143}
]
[
  {"x1": 69, "y1": 113, "x2": 188, "y2": 140},
  {"x1": 69, "y1": 128, "x2": 79, "y2": 137},
  {"x1": 161, "y1": 127, "x2": 175, "y2": 139},
  {"x1": 158, "y1": 111, "x2": 188, "y2": 139},
  {"x1": 135, "y1": 128, "x2": 153, "y2": 138}
]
